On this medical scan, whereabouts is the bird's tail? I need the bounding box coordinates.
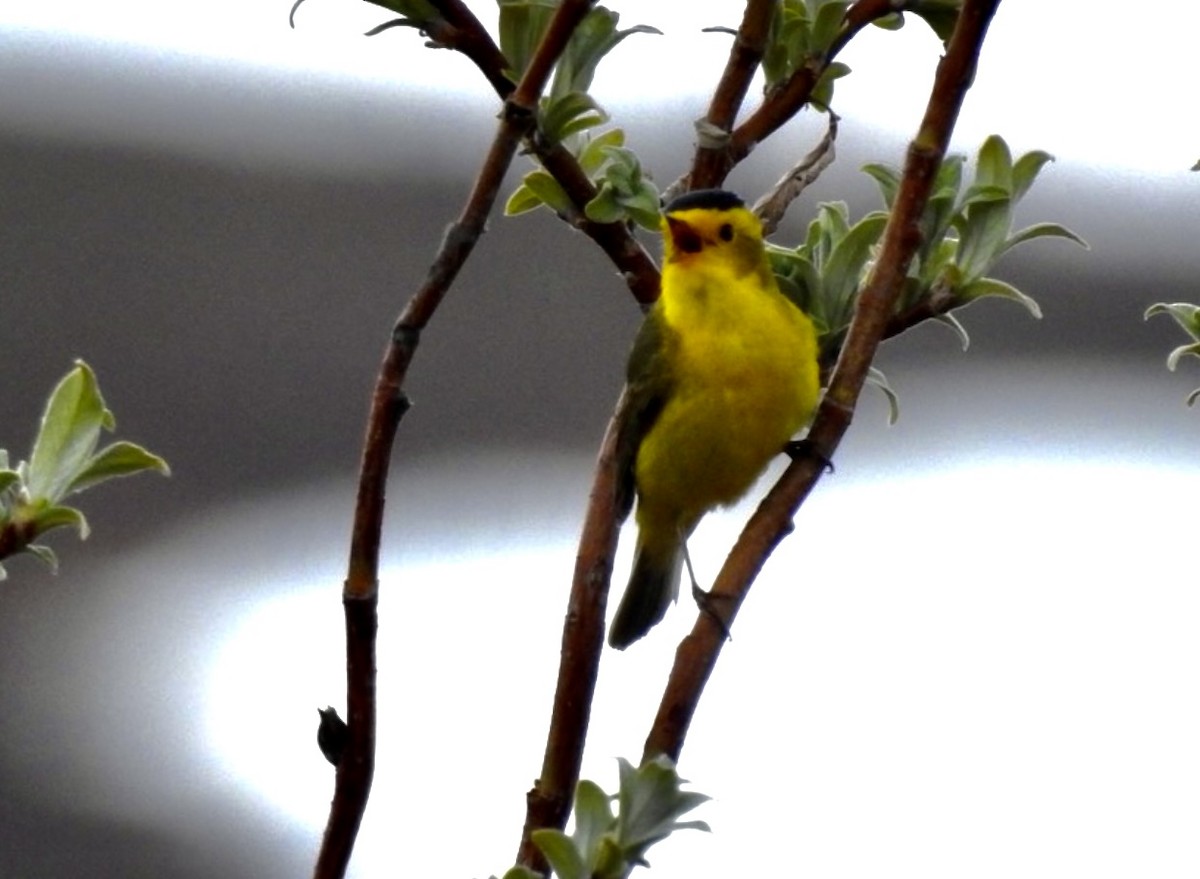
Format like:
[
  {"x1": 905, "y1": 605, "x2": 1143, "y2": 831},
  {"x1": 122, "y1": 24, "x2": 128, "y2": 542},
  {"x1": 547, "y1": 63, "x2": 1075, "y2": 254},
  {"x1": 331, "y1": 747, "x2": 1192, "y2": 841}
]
[{"x1": 608, "y1": 534, "x2": 682, "y2": 650}]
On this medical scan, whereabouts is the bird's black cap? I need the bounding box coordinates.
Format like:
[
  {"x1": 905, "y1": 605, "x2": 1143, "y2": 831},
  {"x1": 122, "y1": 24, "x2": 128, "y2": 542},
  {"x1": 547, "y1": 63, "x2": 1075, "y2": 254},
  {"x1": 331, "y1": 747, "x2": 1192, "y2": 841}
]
[{"x1": 663, "y1": 189, "x2": 745, "y2": 214}]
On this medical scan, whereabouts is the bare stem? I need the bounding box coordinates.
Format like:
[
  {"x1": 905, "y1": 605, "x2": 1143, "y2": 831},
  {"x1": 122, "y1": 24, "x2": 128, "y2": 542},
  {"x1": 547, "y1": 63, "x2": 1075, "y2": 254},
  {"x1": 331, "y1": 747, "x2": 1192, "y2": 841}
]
[
  {"x1": 643, "y1": 0, "x2": 1003, "y2": 765},
  {"x1": 687, "y1": 0, "x2": 777, "y2": 192},
  {"x1": 516, "y1": 389, "x2": 633, "y2": 873},
  {"x1": 313, "y1": 3, "x2": 599, "y2": 877},
  {"x1": 691, "y1": 0, "x2": 911, "y2": 190}
]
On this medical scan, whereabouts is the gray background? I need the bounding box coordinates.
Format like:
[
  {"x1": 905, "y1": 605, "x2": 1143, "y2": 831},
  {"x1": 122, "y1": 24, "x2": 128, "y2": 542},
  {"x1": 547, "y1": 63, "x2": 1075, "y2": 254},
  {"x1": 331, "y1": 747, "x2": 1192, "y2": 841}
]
[{"x1": 2, "y1": 11, "x2": 1199, "y2": 878}]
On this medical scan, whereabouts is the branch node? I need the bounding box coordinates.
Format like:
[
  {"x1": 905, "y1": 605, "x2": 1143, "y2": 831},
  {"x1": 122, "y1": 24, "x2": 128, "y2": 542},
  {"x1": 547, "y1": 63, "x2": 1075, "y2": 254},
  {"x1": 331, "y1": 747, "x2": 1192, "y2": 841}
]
[{"x1": 392, "y1": 324, "x2": 421, "y2": 351}]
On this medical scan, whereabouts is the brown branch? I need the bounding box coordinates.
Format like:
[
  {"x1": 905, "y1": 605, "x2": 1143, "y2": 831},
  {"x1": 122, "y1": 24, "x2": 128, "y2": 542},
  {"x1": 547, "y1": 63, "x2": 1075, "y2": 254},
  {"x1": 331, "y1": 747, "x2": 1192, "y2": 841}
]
[
  {"x1": 687, "y1": 0, "x2": 777, "y2": 192},
  {"x1": 428, "y1": 0, "x2": 660, "y2": 304},
  {"x1": 691, "y1": 0, "x2": 907, "y2": 190},
  {"x1": 643, "y1": 0, "x2": 1003, "y2": 765},
  {"x1": 516, "y1": 389, "x2": 633, "y2": 874},
  {"x1": 752, "y1": 111, "x2": 839, "y2": 236},
  {"x1": 313, "y1": 4, "x2": 600, "y2": 878}
]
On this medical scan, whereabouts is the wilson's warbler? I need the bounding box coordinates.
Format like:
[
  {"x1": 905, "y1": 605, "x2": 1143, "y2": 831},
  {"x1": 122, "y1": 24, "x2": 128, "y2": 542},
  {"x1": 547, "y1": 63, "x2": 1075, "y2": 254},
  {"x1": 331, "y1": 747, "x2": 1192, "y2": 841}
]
[{"x1": 608, "y1": 189, "x2": 820, "y2": 650}]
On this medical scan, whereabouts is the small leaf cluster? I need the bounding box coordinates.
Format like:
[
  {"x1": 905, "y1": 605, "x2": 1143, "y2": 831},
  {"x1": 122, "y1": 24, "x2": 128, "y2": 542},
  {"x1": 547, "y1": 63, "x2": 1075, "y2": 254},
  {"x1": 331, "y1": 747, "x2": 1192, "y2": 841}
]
[
  {"x1": 760, "y1": 0, "x2": 852, "y2": 106},
  {"x1": 0, "y1": 361, "x2": 169, "y2": 579},
  {"x1": 758, "y1": 1, "x2": 961, "y2": 108},
  {"x1": 501, "y1": 2, "x2": 661, "y2": 229},
  {"x1": 498, "y1": 756, "x2": 709, "y2": 879},
  {"x1": 771, "y1": 134, "x2": 1086, "y2": 359},
  {"x1": 1145, "y1": 302, "x2": 1200, "y2": 406}
]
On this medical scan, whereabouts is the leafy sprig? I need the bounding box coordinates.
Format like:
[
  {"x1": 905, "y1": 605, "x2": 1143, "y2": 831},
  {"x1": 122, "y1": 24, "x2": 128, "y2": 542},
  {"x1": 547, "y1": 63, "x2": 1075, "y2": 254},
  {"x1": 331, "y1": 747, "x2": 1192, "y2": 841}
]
[
  {"x1": 502, "y1": 2, "x2": 662, "y2": 229},
  {"x1": 1145, "y1": 302, "x2": 1200, "y2": 405},
  {"x1": 498, "y1": 756, "x2": 709, "y2": 879},
  {"x1": 771, "y1": 134, "x2": 1086, "y2": 358},
  {"x1": 0, "y1": 361, "x2": 169, "y2": 579}
]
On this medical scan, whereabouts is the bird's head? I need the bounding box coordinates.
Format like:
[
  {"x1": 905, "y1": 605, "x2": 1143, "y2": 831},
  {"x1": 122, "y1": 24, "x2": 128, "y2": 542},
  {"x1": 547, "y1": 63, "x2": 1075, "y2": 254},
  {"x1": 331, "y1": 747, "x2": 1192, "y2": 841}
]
[{"x1": 660, "y1": 189, "x2": 766, "y2": 276}]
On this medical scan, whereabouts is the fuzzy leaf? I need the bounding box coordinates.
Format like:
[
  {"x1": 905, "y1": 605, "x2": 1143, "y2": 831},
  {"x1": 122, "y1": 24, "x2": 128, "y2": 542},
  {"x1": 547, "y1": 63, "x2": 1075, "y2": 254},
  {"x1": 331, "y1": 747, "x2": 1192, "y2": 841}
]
[
  {"x1": 959, "y1": 277, "x2": 1042, "y2": 319},
  {"x1": 32, "y1": 504, "x2": 90, "y2": 540},
  {"x1": 974, "y1": 134, "x2": 1014, "y2": 193},
  {"x1": 861, "y1": 161, "x2": 900, "y2": 208},
  {"x1": 934, "y1": 311, "x2": 971, "y2": 351},
  {"x1": 908, "y1": 0, "x2": 962, "y2": 42},
  {"x1": 504, "y1": 183, "x2": 544, "y2": 216},
  {"x1": 532, "y1": 829, "x2": 587, "y2": 879},
  {"x1": 1166, "y1": 342, "x2": 1200, "y2": 372},
  {"x1": 1146, "y1": 302, "x2": 1200, "y2": 339},
  {"x1": 65, "y1": 441, "x2": 170, "y2": 496},
  {"x1": 1000, "y1": 222, "x2": 1089, "y2": 257},
  {"x1": 27, "y1": 361, "x2": 112, "y2": 503},
  {"x1": 521, "y1": 170, "x2": 574, "y2": 215},
  {"x1": 23, "y1": 543, "x2": 59, "y2": 573},
  {"x1": 1011, "y1": 149, "x2": 1055, "y2": 201},
  {"x1": 867, "y1": 366, "x2": 901, "y2": 424}
]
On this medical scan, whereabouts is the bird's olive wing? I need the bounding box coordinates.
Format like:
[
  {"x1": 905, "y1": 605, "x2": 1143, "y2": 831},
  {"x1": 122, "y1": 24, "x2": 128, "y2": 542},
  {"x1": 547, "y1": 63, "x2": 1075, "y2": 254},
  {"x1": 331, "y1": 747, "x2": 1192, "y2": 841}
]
[{"x1": 614, "y1": 310, "x2": 677, "y2": 522}]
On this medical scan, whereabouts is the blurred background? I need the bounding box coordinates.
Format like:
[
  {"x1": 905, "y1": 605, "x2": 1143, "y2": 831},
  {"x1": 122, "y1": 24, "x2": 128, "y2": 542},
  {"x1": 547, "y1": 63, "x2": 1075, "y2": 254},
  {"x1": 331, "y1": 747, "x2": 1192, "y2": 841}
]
[{"x1": 2, "y1": 2, "x2": 1199, "y2": 877}]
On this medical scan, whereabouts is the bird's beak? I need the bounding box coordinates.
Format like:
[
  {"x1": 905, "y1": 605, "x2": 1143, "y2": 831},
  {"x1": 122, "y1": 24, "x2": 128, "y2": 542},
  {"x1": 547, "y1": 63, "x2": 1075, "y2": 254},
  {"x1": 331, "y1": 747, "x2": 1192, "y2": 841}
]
[{"x1": 666, "y1": 216, "x2": 704, "y2": 255}]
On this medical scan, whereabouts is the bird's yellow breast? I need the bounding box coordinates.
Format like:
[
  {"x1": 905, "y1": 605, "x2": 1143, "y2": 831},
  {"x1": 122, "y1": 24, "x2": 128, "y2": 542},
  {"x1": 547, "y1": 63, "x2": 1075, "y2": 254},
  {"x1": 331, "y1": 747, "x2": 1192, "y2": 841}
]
[{"x1": 634, "y1": 252, "x2": 819, "y2": 532}]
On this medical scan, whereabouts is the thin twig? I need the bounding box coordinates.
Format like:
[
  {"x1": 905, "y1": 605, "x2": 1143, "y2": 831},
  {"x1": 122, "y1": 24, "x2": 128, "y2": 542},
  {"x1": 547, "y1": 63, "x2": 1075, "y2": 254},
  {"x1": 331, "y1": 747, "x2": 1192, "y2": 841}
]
[
  {"x1": 313, "y1": 4, "x2": 600, "y2": 878},
  {"x1": 690, "y1": 0, "x2": 908, "y2": 190},
  {"x1": 753, "y1": 112, "x2": 839, "y2": 236},
  {"x1": 516, "y1": 389, "x2": 633, "y2": 874},
  {"x1": 687, "y1": 0, "x2": 777, "y2": 193},
  {"x1": 426, "y1": 0, "x2": 660, "y2": 304},
  {"x1": 643, "y1": 0, "x2": 1003, "y2": 765}
]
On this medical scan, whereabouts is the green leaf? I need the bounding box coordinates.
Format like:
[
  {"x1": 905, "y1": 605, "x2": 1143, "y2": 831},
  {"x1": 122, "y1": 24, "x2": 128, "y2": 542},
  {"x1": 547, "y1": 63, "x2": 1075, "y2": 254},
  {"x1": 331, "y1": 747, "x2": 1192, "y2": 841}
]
[
  {"x1": 954, "y1": 198, "x2": 1012, "y2": 281},
  {"x1": 504, "y1": 183, "x2": 544, "y2": 216},
  {"x1": 532, "y1": 828, "x2": 586, "y2": 879},
  {"x1": 1146, "y1": 302, "x2": 1200, "y2": 339},
  {"x1": 1011, "y1": 149, "x2": 1055, "y2": 201},
  {"x1": 498, "y1": 0, "x2": 558, "y2": 81},
  {"x1": 861, "y1": 161, "x2": 900, "y2": 209},
  {"x1": 867, "y1": 366, "x2": 900, "y2": 424},
  {"x1": 584, "y1": 185, "x2": 623, "y2": 224},
  {"x1": 811, "y1": 60, "x2": 850, "y2": 109},
  {"x1": 550, "y1": 6, "x2": 661, "y2": 102},
  {"x1": 23, "y1": 543, "x2": 59, "y2": 573},
  {"x1": 1165, "y1": 342, "x2": 1200, "y2": 373},
  {"x1": 934, "y1": 311, "x2": 971, "y2": 351},
  {"x1": 521, "y1": 170, "x2": 574, "y2": 215},
  {"x1": 974, "y1": 134, "x2": 1014, "y2": 193},
  {"x1": 0, "y1": 468, "x2": 18, "y2": 495},
  {"x1": 498, "y1": 867, "x2": 542, "y2": 879},
  {"x1": 27, "y1": 361, "x2": 112, "y2": 503},
  {"x1": 65, "y1": 441, "x2": 170, "y2": 496},
  {"x1": 615, "y1": 756, "x2": 710, "y2": 862},
  {"x1": 572, "y1": 779, "x2": 616, "y2": 866},
  {"x1": 999, "y1": 222, "x2": 1089, "y2": 257},
  {"x1": 959, "y1": 276, "x2": 1043, "y2": 319},
  {"x1": 32, "y1": 504, "x2": 90, "y2": 540},
  {"x1": 908, "y1": 0, "x2": 963, "y2": 42},
  {"x1": 578, "y1": 128, "x2": 625, "y2": 174},
  {"x1": 810, "y1": 2, "x2": 851, "y2": 56}
]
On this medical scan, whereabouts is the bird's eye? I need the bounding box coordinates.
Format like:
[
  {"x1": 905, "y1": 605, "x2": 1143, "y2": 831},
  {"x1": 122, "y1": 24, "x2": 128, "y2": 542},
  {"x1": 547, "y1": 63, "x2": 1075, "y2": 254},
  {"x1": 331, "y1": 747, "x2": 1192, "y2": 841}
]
[{"x1": 718, "y1": 223, "x2": 734, "y2": 242}]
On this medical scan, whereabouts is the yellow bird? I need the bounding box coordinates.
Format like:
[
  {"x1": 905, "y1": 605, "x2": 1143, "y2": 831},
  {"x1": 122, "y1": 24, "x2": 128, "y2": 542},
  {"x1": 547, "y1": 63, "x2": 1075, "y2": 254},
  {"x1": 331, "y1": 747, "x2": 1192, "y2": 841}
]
[{"x1": 608, "y1": 189, "x2": 820, "y2": 650}]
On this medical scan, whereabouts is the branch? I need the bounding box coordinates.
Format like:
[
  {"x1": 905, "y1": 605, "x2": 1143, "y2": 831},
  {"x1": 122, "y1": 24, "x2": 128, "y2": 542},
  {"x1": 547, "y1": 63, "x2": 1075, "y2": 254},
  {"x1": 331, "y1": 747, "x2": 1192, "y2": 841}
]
[
  {"x1": 427, "y1": 0, "x2": 660, "y2": 304},
  {"x1": 313, "y1": 3, "x2": 600, "y2": 877},
  {"x1": 643, "y1": 0, "x2": 1003, "y2": 765},
  {"x1": 515, "y1": 389, "x2": 633, "y2": 873},
  {"x1": 686, "y1": 0, "x2": 777, "y2": 194},
  {"x1": 752, "y1": 111, "x2": 839, "y2": 236},
  {"x1": 690, "y1": 0, "x2": 905, "y2": 190}
]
